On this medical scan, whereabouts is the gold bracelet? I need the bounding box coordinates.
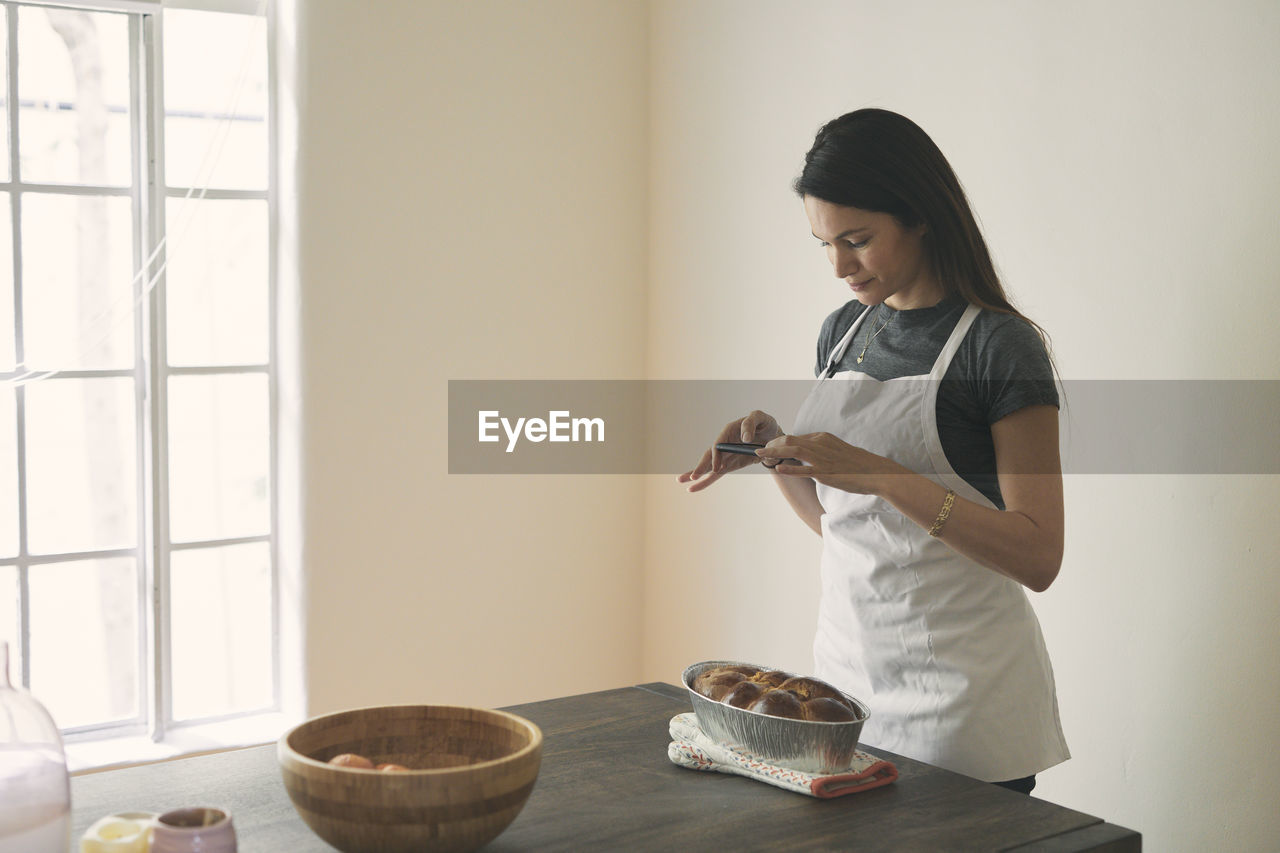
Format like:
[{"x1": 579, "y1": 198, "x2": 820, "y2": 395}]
[{"x1": 927, "y1": 489, "x2": 956, "y2": 537}]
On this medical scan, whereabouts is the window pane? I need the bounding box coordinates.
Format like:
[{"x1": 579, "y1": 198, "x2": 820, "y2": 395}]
[
  {"x1": 170, "y1": 542, "x2": 271, "y2": 721},
  {"x1": 163, "y1": 10, "x2": 267, "y2": 191},
  {"x1": 28, "y1": 557, "x2": 139, "y2": 729},
  {"x1": 168, "y1": 374, "x2": 269, "y2": 542},
  {"x1": 25, "y1": 377, "x2": 137, "y2": 555},
  {"x1": 20, "y1": 193, "x2": 134, "y2": 370},
  {"x1": 0, "y1": 567, "x2": 18, "y2": 685},
  {"x1": 18, "y1": 7, "x2": 132, "y2": 187},
  {"x1": 0, "y1": 197, "x2": 13, "y2": 371},
  {"x1": 0, "y1": 7, "x2": 8, "y2": 183},
  {"x1": 0, "y1": 388, "x2": 15, "y2": 558},
  {"x1": 166, "y1": 199, "x2": 268, "y2": 366}
]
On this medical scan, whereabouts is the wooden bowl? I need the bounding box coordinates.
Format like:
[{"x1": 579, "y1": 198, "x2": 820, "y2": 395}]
[{"x1": 278, "y1": 705, "x2": 542, "y2": 853}]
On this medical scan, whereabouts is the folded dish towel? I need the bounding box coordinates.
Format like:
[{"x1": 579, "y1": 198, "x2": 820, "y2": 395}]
[{"x1": 667, "y1": 712, "x2": 898, "y2": 798}]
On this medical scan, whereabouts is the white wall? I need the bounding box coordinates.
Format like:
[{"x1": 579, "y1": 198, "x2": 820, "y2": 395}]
[
  {"x1": 644, "y1": 1, "x2": 1280, "y2": 851},
  {"x1": 285, "y1": 1, "x2": 1279, "y2": 850},
  {"x1": 289, "y1": 0, "x2": 650, "y2": 713}
]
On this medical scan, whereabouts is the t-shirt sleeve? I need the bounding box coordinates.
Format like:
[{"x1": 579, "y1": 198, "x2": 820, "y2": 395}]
[{"x1": 969, "y1": 314, "x2": 1059, "y2": 424}]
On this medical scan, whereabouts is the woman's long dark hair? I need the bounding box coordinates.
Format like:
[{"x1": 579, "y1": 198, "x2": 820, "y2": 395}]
[{"x1": 793, "y1": 108, "x2": 1051, "y2": 344}]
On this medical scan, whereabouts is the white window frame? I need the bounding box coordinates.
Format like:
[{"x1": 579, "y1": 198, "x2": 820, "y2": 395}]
[{"x1": 2, "y1": 0, "x2": 287, "y2": 770}]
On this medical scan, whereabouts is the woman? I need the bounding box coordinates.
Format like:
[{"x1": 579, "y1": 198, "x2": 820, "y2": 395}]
[{"x1": 678, "y1": 108, "x2": 1069, "y2": 794}]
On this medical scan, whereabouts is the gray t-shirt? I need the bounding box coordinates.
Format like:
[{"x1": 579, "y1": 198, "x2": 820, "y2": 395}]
[{"x1": 814, "y1": 294, "x2": 1058, "y2": 509}]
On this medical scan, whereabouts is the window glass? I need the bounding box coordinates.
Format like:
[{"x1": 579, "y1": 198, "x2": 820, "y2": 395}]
[
  {"x1": 170, "y1": 542, "x2": 272, "y2": 721},
  {"x1": 0, "y1": 388, "x2": 15, "y2": 558},
  {"x1": 24, "y1": 377, "x2": 137, "y2": 555},
  {"x1": 0, "y1": 6, "x2": 8, "y2": 183},
  {"x1": 20, "y1": 194, "x2": 134, "y2": 371},
  {"x1": 166, "y1": 199, "x2": 268, "y2": 366},
  {"x1": 18, "y1": 6, "x2": 132, "y2": 187},
  {"x1": 168, "y1": 373, "x2": 269, "y2": 543},
  {"x1": 0, "y1": 567, "x2": 17, "y2": 685},
  {"x1": 163, "y1": 9, "x2": 268, "y2": 191},
  {"x1": 28, "y1": 557, "x2": 139, "y2": 729},
  {"x1": 0, "y1": 197, "x2": 14, "y2": 371}
]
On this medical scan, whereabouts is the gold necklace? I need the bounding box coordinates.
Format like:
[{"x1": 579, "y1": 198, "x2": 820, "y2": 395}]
[{"x1": 856, "y1": 306, "x2": 894, "y2": 364}]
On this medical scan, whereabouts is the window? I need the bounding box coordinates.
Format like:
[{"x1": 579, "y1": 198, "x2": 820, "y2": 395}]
[{"x1": 0, "y1": 0, "x2": 275, "y2": 756}]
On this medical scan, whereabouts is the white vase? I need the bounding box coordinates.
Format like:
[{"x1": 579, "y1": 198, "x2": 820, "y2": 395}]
[{"x1": 0, "y1": 640, "x2": 72, "y2": 853}]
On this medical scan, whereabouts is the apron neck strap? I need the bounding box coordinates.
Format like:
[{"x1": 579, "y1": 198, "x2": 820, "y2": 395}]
[
  {"x1": 822, "y1": 306, "x2": 876, "y2": 379},
  {"x1": 822, "y1": 302, "x2": 982, "y2": 380},
  {"x1": 928, "y1": 304, "x2": 982, "y2": 379}
]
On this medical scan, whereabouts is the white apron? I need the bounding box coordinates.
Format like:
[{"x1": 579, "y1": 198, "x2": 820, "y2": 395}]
[{"x1": 792, "y1": 303, "x2": 1069, "y2": 782}]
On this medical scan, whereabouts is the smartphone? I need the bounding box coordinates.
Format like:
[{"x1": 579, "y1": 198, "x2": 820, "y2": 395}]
[
  {"x1": 715, "y1": 442, "x2": 765, "y2": 455},
  {"x1": 714, "y1": 441, "x2": 801, "y2": 466}
]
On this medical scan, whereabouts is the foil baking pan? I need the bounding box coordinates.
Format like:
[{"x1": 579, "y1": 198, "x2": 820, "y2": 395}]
[{"x1": 682, "y1": 660, "x2": 870, "y2": 775}]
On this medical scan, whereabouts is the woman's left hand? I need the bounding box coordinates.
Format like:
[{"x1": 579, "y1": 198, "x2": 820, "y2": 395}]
[{"x1": 758, "y1": 432, "x2": 907, "y2": 495}]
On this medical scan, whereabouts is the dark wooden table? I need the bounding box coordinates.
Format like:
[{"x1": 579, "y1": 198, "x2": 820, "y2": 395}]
[{"x1": 70, "y1": 683, "x2": 1140, "y2": 851}]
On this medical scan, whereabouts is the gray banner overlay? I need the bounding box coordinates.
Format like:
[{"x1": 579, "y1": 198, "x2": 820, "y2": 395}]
[{"x1": 448, "y1": 380, "x2": 1280, "y2": 475}]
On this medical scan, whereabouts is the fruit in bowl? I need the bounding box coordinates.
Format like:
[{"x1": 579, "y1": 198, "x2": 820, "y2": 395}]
[{"x1": 278, "y1": 704, "x2": 541, "y2": 853}]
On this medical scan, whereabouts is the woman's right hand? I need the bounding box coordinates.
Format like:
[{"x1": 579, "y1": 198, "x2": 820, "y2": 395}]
[{"x1": 677, "y1": 410, "x2": 782, "y2": 493}]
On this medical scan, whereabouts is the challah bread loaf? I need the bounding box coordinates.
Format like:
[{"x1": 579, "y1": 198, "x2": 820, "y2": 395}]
[{"x1": 692, "y1": 665, "x2": 860, "y2": 723}]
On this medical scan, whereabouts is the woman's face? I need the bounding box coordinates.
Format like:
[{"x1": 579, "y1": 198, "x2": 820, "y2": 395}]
[{"x1": 803, "y1": 196, "x2": 942, "y2": 310}]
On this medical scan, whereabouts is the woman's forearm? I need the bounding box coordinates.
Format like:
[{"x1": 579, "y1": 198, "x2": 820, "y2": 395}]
[
  {"x1": 875, "y1": 472, "x2": 1063, "y2": 592},
  {"x1": 771, "y1": 471, "x2": 824, "y2": 536},
  {"x1": 760, "y1": 406, "x2": 1065, "y2": 591}
]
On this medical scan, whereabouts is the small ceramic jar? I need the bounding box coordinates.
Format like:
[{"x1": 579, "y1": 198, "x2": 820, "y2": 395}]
[{"x1": 150, "y1": 807, "x2": 237, "y2": 853}]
